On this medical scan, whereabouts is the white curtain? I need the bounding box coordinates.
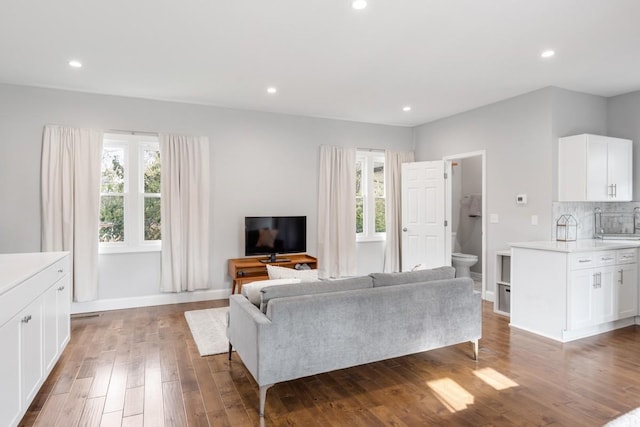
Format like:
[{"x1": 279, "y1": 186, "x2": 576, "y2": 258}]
[
  {"x1": 318, "y1": 146, "x2": 356, "y2": 278},
  {"x1": 160, "y1": 134, "x2": 211, "y2": 292},
  {"x1": 383, "y1": 150, "x2": 415, "y2": 272},
  {"x1": 41, "y1": 125, "x2": 103, "y2": 302}
]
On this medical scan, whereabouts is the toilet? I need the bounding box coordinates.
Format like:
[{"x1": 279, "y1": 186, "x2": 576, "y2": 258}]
[{"x1": 451, "y1": 232, "x2": 478, "y2": 278}]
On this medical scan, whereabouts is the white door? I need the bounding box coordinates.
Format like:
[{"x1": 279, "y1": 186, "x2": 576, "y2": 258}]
[
  {"x1": 401, "y1": 161, "x2": 450, "y2": 271},
  {"x1": 607, "y1": 139, "x2": 633, "y2": 201}
]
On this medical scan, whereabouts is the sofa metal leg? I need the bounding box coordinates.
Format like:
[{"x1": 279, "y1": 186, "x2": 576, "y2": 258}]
[
  {"x1": 228, "y1": 343, "x2": 233, "y2": 360},
  {"x1": 471, "y1": 340, "x2": 478, "y2": 360},
  {"x1": 259, "y1": 384, "x2": 274, "y2": 417}
]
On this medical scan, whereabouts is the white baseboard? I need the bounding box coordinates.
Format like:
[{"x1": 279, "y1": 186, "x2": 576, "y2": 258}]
[
  {"x1": 484, "y1": 290, "x2": 495, "y2": 302},
  {"x1": 71, "y1": 289, "x2": 231, "y2": 314}
]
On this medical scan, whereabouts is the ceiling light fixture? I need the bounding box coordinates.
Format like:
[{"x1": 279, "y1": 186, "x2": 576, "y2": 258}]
[
  {"x1": 267, "y1": 87, "x2": 277, "y2": 94},
  {"x1": 540, "y1": 50, "x2": 555, "y2": 59},
  {"x1": 68, "y1": 60, "x2": 83, "y2": 68},
  {"x1": 403, "y1": 106, "x2": 412, "y2": 112},
  {"x1": 352, "y1": 0, "x2": 367, "y2": 10}
]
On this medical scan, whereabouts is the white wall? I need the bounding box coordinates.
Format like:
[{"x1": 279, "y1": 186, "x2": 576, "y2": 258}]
[
  {"x1": 0, "y1": 83, "x2": 413, "y2": 307},
  {"x1": 607, "y1": 90, "x2": 640, "y2": 201},
  {"x1": 413, "y1": 86, "x2": 609, "y2": 294}
]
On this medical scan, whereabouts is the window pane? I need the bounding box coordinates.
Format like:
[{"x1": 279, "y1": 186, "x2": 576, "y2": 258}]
[
  {"x1": 355, "y1": 161, "x2": 362, "y2": 197},
  {"x1": 373, "y1": 161, "x2": 384, "y2": 197},
  {"x1": 356, "y1": 197, "x2": 363, "y2": 233},
  {"x1": 144, "y1": 149, "x2": 161, "y2": 193},
  {"x1": 101, "y1": 148, "x2": 125, "y2": 193},
  {"x1": 375, "y1": 198, "x2": 386, "y2": 233},
  {"x1": 100, "y1": 195, "x2": 124, "y2": 242},
  {"x1": 144, "y1": 197, "x2": 161, "y2": 241}
]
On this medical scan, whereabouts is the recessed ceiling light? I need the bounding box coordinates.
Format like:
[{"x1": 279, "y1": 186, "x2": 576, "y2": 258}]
[
  {"x1": 540, "y1": 50, "x2": 555, "y2": 58},
  {"x1": 352, "y1": 0, "x2": 367, "y2": 10},
  {"x1": 267, "y1": 87, "x2": 277, "y2": 94},
  {"x1": 403, "y1": 106, "x2": 412, "y2": 112},
  {"x1": 68, "y1": 60, "x2": 83, "y2": 68}
]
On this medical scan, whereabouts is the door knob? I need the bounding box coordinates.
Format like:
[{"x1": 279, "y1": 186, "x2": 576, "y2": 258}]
[{"x1": 402, "y1": 227, "x2": 408, "y2": 232}]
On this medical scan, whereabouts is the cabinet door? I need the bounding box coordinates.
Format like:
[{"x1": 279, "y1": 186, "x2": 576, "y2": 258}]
[
  {"x1": 586, "y1": 137, "x2": 609, "y2": 201},
  {"x1": 569, "y1": 269, "x2": 596, "y2": 329},
  {"x1": 616, "y1": 264, "x2": 638, "y2": 319},
  {"x1": 20, "y1": 297, "x2": 44, "y2": 406},
  {"x1": 43, "y1": 284, "x2": 59, "y2": 374},
  {"x1": 0, "y1": 318, "x2": 22, "y2": 427},
  {"x1": 607, "y1": 140, "x2": 633, "y2": 201},
  {"x1": 593, "y1": 267, "x2": 615, "y2": 324},
  {"x1": 56, "y1": 276, "x2": 71, "y2": 350}
]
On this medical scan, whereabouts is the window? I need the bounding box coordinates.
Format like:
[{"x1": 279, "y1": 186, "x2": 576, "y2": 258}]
[
  {"x1": 356, "y1": 151, "x2": 385, "y2": 241},
  {"x1": 100, "y1": 133, "x2": 161, "y2": 253}
]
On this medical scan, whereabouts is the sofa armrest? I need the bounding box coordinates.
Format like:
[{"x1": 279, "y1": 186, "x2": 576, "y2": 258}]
[{"x1": 228, "y1": 295, "x2": 272, "y2": 381}]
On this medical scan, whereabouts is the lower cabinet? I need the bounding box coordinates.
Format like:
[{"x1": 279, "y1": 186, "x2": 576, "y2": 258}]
[
  {"x1": 0, "y1": 252, "x2": 70, "y2": 427},
  {"x1": 512, "y1": 246, "x2": 638, "y2": 342}
]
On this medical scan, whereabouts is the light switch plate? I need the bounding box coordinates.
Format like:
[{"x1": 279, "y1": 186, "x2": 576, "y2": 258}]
[{"x1": 490, "y1": 214, "x2": 499, "y2": 224}]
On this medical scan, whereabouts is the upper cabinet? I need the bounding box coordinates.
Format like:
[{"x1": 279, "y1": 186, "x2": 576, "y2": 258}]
[{"x1": 558, "y1": 134, "x2": 633, "y2": 202}]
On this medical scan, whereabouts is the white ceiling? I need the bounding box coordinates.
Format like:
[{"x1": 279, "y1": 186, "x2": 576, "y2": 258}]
[{"x1": 1, "y1": 0, "x2": 639, "y2": 127}]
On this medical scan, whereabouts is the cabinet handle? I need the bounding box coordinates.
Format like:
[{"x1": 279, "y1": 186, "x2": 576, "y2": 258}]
[
  {"x1": 601, "y1": 257, "x2": 614, "y2": 261},
  {"x1": 579, "y1": 259, "x2": 592, "y2": 263},
  {"x1": 614, "y1": 184, "x2": 617, "y2": 198},
  {"x1": 619, "y1": 269, "x2": 624, "y2": 284},
  {"x1": 21, "y1": 315, "x2": 32, "y2": 323}
]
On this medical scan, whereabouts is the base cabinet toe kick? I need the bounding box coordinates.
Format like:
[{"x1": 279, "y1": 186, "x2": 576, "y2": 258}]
[{"x1": 510, "y1": 244, "x2": 639, "y2": 342}]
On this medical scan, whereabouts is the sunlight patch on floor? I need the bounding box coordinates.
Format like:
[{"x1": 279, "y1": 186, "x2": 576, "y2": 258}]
[
  {"x1": 426, "y1": 378, "x2": 474, "y2": 413},
  {"x1": 473, "y1": 367, "x2": 519, "y2": 390}
]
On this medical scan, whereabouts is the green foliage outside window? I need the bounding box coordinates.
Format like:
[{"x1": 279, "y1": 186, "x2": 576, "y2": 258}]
[
  {"x1": 100, "y1": 149, "x2": 125, "y2": 242},
  {"x1": 143, "y1": 149, "x2": 161, "y2": 241}
]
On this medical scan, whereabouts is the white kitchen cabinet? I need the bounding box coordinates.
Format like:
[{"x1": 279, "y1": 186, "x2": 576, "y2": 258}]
[
  {"x1": 0, "y1": 252, "x2": 70, "y2": 427},
  {"x1": 511, "y1": 241, "x2": 639, "y2": 342},
  {"x1": 558, "y1": 134, "x2": 632, "y2": 201}
]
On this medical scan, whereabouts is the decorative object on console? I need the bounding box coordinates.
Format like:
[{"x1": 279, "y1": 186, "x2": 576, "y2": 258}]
[{"x1": 556, "y1": 214, "x2": 577, "y2": 241}]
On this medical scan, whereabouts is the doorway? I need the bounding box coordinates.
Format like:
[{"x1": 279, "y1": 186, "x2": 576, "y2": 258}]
[{"x1": 444, "y1": 151, "x2": 486, "y2": 299}]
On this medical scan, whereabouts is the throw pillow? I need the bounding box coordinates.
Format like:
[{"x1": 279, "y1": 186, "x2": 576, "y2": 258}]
[
  {"x1": 266, "y1": 264, "x2": 319, "y2": 281},
  {"x1": 241, "y1": 278, "x2": 301, "y2": 306}
]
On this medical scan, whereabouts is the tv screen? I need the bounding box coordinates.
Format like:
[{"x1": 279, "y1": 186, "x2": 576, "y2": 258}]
[{"x1": 245, "y1": 216, "x2": 306, "y2": 260}]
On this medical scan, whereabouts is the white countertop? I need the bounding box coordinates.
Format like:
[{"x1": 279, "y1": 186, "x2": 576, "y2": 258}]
[
  {"x1": 0, "y1": 252, "x2": 68, "y2": 296},
  {"x1": 510, "y1": 239, "x2": 640, "y2": 253}
]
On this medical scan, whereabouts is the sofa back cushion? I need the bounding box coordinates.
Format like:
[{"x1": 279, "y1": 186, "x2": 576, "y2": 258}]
[
  {"x1": 369, "y1": 266, "x2": 455, "y2": 287},
  {"x1": 242, "y1": 278, "x2": 302, "y2": 306},
  {"x1": 260, "y1": 276, "x2": 373, "y2": 314}
]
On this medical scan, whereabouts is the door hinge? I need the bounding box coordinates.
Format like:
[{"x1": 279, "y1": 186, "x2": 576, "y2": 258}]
[
  {"x1": 444, "y1": 172, "x2": 448, "y2": 179},
  {"x1": 444, "y1": 220, "x2": 448, "y2": 227}
]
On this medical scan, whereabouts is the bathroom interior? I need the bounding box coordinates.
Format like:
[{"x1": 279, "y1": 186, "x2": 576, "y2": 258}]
[{"x1": 451, "y1": 156, "x2": 483, "y2": 290}]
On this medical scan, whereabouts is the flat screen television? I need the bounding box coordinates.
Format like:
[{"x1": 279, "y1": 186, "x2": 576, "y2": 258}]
[{"x1": 245, "y1": 216, "x2": 307, "y2": 262}]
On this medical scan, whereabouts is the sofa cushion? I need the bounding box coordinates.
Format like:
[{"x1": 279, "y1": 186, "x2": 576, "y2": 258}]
[
  {"x1": 260, "y1": 275, "x2": 374, "y2": 314},
  {"x1": 242, "y1": 278, "x2": 302, "y2": 306},
  {"x1": 266, "y1": 264, "x2": 319, "y2": 281},
  {"x1": 369, "y1": 266, "x2": 455, "y2": 287}
]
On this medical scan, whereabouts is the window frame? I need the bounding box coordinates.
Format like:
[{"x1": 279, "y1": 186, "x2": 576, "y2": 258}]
[
  {"x1": 356, "y1": 151, "x2": 386, "y2": 242},
  {"x1": 99, "y1": 133, "x2": 161, "y2": 254}
]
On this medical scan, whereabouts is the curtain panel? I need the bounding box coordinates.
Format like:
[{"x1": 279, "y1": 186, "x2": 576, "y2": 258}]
[
  {"x1": 317, "y1": 145, "x2": 357, "y2": 278},
  {"x1": 383, "y1": 150, "x2": 415, "y2": 273},
  {"x1": 41, "y1": 125, "x2": 103, "y2": 302},
  {"x1": 159, "y1": 134, "x2": 211, "y2": 292}
]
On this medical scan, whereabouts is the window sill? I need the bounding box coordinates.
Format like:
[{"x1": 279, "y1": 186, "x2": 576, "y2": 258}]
[{"x1": 99, "y1": 244, "x2": 161, "y2": 255}]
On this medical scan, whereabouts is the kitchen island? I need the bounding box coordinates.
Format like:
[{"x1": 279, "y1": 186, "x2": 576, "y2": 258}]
[{"x1": 510, "y1": 239, "x2": 639, "y2": 342}]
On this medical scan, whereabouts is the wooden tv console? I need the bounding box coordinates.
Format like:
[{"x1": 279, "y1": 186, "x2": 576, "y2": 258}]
[{"x1": 228, "y1": 254, "x2": 318, "y2": 294}]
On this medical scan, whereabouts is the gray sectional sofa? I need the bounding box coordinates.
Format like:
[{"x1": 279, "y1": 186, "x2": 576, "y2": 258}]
[{"x1": 227, "y1": 266, "x2": 482, "y2": 416}]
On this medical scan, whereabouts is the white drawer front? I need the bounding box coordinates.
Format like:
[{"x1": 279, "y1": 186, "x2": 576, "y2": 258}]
[
  {"x1": 616, "y1": 249, "x2": 638, "y2": 264},
  {"x1": 597, "y1": 252, "x2": 617, "y2": 267},
  {"x1": 571, "y1": 253, "x2": 597, "y2": 270}
]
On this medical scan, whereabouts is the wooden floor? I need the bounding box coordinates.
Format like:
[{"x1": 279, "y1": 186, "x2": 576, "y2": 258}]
[{"x1": 20, "y1": 300, "x2": 640, "y2": 427}]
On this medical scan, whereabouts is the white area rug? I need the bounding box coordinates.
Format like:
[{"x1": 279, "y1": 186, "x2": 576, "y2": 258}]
[
  {"x1": 184, "y1": 307, "x2": 231, "y2": 356},
  {"x1": 605, "y1": 408, "x2": 640, "y2": 427}
]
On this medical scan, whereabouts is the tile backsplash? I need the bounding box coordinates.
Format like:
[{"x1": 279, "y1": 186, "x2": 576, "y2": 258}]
[{"x1": 552, "y1": 202, "x2": 640, "y2": 240}]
